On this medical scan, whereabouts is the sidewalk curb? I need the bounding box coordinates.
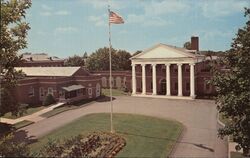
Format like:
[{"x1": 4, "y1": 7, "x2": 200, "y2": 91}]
[
  {"x1": 216, "y1": 112, "x2": 230, "y2": 158},
  {"x1": 168, "y1": 124, "x2": 186, "y2": 158},
  {"x1": 42, "y1": 100, "x2": 96, "y2": 118}
]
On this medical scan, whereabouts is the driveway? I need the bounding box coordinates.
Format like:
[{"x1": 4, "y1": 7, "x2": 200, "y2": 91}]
[{"x1": 19, "y1": 96, "x2": 227, "y2": 157}]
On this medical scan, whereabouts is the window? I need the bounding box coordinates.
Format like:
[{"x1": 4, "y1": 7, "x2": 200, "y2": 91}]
[
  {"x1": 206, "y1": 84, "x2": 211, "y2": 91},
  {"x1": 83, "y1": 88, "x2": 86, "y2": 95},
  {"x1": 175, "y1": 82, "x2": 178, "y2": 91},
  {"x1": 48, "y1": 87, "x2": 53, "y2": 95},
  {"x1": 59, "y1": 90, "x2": 64, "y2": 97},
  {"x1": 174, "y1": 67, "x2": 178, "y2": 73},
  {"x1": 185, "y1": 66, "x2": 190, "y2": 72},
  {"x1": 204, "y1": 82, "x2": 212, "y2": 93},
  {"x1": 77, "y1": 89, "x2": 83, "y2": 94},
  {"x1": 88, "y1": 88, "x2": 92, "y2": 95},
  {"x1": 186, "y1": 82, "x2": 190, "y2": 91},
  {"x1": 39, "y1": 87, "x2": 44, "y2": 98},
  {"x1": 88, "y1": 88, "x2": 92, "y2": 98},
  {"x1": 96, "y1": 83, "x2": 101, "y2": 97},
  {"x1": 29, "y1": 86, "x2": 35, "y2": 97}
]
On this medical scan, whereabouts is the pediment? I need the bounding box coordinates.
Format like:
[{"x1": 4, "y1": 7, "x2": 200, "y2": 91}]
[{"x1": 132, "y1": 44, "x2": 195, "y2": 59}]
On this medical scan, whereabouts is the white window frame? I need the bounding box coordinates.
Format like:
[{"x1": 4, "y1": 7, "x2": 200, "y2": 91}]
[
  {"x1": 88, "y1": 88, "x2": 92, "y2": 98},
  {"x1": 48, "y1": 87, "x2": 53, "y2": 96},
  {"x1": 39, "y1": 87, "x2": 44, "y2": 99},
  {"x1": 29, "y1": 86, "x2": 35, "y2": 97},
  {"x1": 96, "y1": 83, "x2": 101, "y2": 97}
]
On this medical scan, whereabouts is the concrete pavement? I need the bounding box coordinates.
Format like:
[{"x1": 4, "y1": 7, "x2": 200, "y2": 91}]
[
  {"x1": 0, "y1": 102, "x2": 64, "y2": 124},
  {"x1": 18, "y1": 96, "x2": 227, "y2": 157}
]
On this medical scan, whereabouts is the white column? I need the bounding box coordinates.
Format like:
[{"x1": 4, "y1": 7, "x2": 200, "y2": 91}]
[
  {"x1": 141, "y1": 64, "x2": 146, "y2": 94},
  {"x1": 152, "y1": 64, "x2": 157, "y2": 95},
  {"x1": 166, "y1": 64, "x2": 171, "y2": 96},
  {"x1": 190, "y1": 63, "x2": 195, "y2": 98},
  {"x1": 132, "y1": 64, "x2": 136, "y2": 94},
  {"x1": 177, "y1": 63, "x2": 183, "y2": 96}
]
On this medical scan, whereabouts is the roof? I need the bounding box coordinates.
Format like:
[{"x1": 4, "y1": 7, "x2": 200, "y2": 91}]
[
  {"x1": 131, "y1": 43, "x2": 203, "y2": 59},
  {"x1": 62, "y1": 85, "x2": 85, "y2": 92},
  {"x1": 22, "y1": 53, "x2": 63, "y2": 61},
  {"x1": 15, "y1": 67, "x2": 81, "y2": 77}
]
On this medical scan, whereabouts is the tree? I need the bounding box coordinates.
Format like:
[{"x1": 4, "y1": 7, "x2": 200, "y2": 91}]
[
  {"x1": 210, "y1": 8, "x2": 250, "y2": 156},
  {"x1": 116, "y1": 50, "x2": 131, "y2": 70},
  {"x1": 132, "y1": 50, "x2": 142, "y2": 56},
  {"x1": 43, "y1": 94, "x2": 56, "y2": 106},
  {"x1": 83, "y1": 52, "x2": 88, "y2": 58},
  {"x1": 65, "y1": 55, "x2": 85, "y2": 67},
  {"x1": 0, "y1": 0, "x2": 31, "y2": 117},
  {"x1": 85, "y1": 47, "x2": 131, "y2": 71},
  {"x1": 0, "y1": 1, "x2": 31, "y2": 155},
  {"x1": 183, "y1": 41, "x2": 191, "y2": 49}
]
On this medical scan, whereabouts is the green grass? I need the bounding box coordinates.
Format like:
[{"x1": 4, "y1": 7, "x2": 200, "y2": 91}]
[
  {"x1": 231, "y1": 152, "x2": 244, "y2": 158},
  {"x1": 13, "y1": 120, "x2": 34, "y2": 129},
  {"x1": 2, "y1": 106, "x2": 46, "y2": 119},
  {"x1": 41, "y1": 99, "x2": 94, "y2": 118},
  {"x1": 102, "y1": 88, "x2": 128, "y2": 96},
  {"x1": 29, "y1": 113, "x2": 183, "y2": 157}
]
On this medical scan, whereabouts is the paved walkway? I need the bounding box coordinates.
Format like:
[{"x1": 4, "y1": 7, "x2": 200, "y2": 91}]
[
  {"x1": 18, "y1": 96, "x2": 227, "y2": 157},
  {"x1": 0, "y1": 102, "x2": 64, "y2": 124}
]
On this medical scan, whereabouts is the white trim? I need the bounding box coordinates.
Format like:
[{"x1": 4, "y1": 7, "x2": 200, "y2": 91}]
[
  {"x1": 48, "y1": 87, "x2": 53, "y2": 96},
  {"x1": 132, "y1": 94, "x2": 194, "y2": 100}
]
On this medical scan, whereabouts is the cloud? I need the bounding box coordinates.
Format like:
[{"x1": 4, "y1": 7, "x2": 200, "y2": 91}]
[
  {"x1": 88, "y1": 14, "x2": 107, "y2": 27},
  {"x1": 127, "y1": 14, "x2": 172, "y2": 27},
  {"x1": 40, "y1": 10, "x2": 70, "y2": 16},
  {"x1": 143, "y1": 0, "x2": 190, "y2": 16},
  {"x1": 55, "y1": 11, "x2": 70, "y2": 16},
  {"x1": 40, "y1": 4, "x2": 70, "y2": 16},
  {"x1": 54, "y1": 27, "x2": 78, "y2": 35},
  {"x1": 199, "y1": 0, "x2": 248, "y2": 18},
  {"x1": 80, "y1": 0, "x2": 130, "y2": 10},
  {"x1": 36, "y1": 30, "x2": 47, "y2": 36},
  {"x1": 41, "y1": 4, "x2": 52, "y2": 10},
  {"x1": 40, "y1": 11, "x2": 52, "y2": 16}
]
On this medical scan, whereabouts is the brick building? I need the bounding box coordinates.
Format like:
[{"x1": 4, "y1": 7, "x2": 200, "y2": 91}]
[
  {"x1": 19, "y1": 53, "x2": 65, "y2": 67},
  {"x1": 93, "y1": 37, "x2": 218, "y2": 99},
  {"x1": 14, "y1": 67, "x2": 102, "y2": 105}
]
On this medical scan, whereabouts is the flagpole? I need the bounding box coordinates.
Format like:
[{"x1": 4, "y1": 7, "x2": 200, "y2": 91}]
[{"x1": 108, "y1": 4, "x2": 114, "y2": 133}]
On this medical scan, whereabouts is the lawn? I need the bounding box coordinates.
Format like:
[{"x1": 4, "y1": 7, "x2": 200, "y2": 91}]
[
  {"x1": 102, "y1": 88, "x2": 128, "y2": 96},
  {"x1": 13, "y1": 120, "x2": 34, "y2": 129},
  {"x1": 29, "y1": 113, "x2": 183, "y2": 157},
  {"x1": 2, "y1": 106, "x2": 46, "y2": 119}
]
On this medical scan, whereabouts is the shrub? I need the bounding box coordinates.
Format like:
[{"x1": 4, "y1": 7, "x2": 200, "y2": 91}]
[
  {"x1": 0, "y1": 133, "x2": 30, "y2": 157},
  {"x1": 43, "y1": 94, "x2": 56, "y2": 106}
]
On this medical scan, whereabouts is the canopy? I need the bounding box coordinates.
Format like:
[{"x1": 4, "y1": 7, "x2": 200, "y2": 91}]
[{"x1": 62, "y1": 85, "x2": 85, "y2": 92}]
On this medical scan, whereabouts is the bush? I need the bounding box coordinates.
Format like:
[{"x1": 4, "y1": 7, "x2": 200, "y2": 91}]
[
  {"x1": 38, "y1": 132, "x2": 126, "y2": 157},
  {"x1": 0, "y1": 133, "x2": 30, "y2": 157},
  {"x1": 43, "y1": 94, "x2": 56, "y2": 106}
]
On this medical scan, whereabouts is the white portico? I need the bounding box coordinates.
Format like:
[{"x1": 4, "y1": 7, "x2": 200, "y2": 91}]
[{"x1": 130, "y1": 43, "x2": 204, "y2": 100}]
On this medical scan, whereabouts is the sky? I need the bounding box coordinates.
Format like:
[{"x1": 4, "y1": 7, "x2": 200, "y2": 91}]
[{"x1": 22, "y1": 0, "x2": 250, "y2": 58}]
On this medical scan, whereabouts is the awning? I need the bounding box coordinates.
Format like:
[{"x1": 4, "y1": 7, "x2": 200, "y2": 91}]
[{"x1": 62, "y1": 85, "x2": 85, "y2": 92}]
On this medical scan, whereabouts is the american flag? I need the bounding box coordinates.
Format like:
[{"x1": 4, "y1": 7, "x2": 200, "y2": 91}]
[{"x1": 109, "y1": 11, "x2": 124, "y2": 24}]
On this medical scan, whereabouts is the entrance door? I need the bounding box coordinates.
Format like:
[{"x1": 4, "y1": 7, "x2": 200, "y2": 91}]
[{"x1": 160, "y1": 79, "x2": 166, "y2": 95}]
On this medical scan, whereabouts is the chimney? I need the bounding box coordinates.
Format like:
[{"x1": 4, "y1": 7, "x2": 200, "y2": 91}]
[{"x1": 191, "y1": 36, "x2": 199, "y2": 51}]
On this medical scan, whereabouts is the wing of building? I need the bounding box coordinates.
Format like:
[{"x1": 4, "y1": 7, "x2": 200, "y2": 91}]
[{"x1": 14, "y1": 67, "x2": 101, "y2": 105}]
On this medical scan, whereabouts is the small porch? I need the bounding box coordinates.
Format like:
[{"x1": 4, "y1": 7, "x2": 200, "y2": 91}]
[{"x1": 59, "y1": 85, "x2": 86, "y2": 104}]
